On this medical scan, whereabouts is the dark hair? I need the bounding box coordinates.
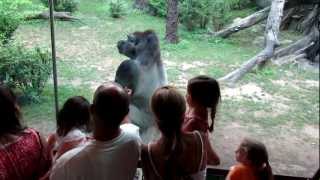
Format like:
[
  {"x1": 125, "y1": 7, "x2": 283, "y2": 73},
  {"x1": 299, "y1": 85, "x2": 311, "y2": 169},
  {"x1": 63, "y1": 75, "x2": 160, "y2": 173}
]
[
  {"x1": 0, "y1": 85, "x2": 24, "y2": 136},
  {"x1": 241, "y1": 138, "x2": 274, "y2": 180},
  {"x1": 151, "y1": 86, "x2": 186, "y2": 180},
  {"x1": 92, "y1": 82, "x2": 129, "y2": 129},
  {"x1": 187, "y1": 75, "x2": 221, "y2": 132},
  {"x1": 57, "y1": 96, "x2": 90, "y2": 136}
]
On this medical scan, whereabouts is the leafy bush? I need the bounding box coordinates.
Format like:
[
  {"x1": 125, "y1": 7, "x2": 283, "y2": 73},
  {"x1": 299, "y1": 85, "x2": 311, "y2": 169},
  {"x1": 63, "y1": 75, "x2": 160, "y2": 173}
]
[
  {"x1": 0, "y1": 0, "x2": 44, "y2": 43},
  {"x1": 0, "y1": 43, "x2": 52, "y2": 103},
  {"x1": 41, "y1": 0, "x2": 79, "y2": 12},
  {"x1": 109, "y1": 0, "x2": 126, "y2": 18},
  {"x1": 0, "y1": 15, "x2": 20, "y2": 43},
  {"x1": 227, "y1": 0, "x2": 251, "y2": 10},
  {"x1": 148, "y1": 0, "x2": 167, "y2": 17},
  {"x1": 148, "y1": 0, "x2": 251, "y2": 31},
  {"x1": 0, "y1": 0, "x2": 24, "y2": 43},
  {"x1": 211, "y1": 0, "x2": 232, "y2": 31},
  {"x1": 180, "y1": 0, "x2": 211, "y2": 31}
]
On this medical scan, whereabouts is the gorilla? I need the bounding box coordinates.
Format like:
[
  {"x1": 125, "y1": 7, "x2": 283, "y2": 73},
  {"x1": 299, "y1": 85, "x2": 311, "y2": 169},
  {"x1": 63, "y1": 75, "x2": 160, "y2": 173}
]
[{"x1": 115, "y1": 30, "x2": 167, "y2": 140}]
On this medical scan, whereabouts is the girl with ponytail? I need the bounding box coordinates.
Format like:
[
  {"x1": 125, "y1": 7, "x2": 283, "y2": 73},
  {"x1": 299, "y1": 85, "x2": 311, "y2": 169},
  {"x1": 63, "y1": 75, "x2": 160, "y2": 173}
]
[
  {"x1": 227, "y1": 138, "x2": 274, "y2": 180},
  {"x1": 182, "y1": 75, "x2": 221, "y2": 165},
  {"x1": 141, "y1": 86, "x2": 208, "y2": 180}
]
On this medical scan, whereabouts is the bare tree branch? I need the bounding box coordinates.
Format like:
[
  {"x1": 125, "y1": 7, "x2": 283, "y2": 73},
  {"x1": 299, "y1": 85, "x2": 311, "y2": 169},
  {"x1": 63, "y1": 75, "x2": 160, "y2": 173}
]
[
  {"x1": 219, "y1": 0, "x2": 286, "y2": 85},
  {"x1": 212, "y1": 7, "x2": 270, "y2": 38}
]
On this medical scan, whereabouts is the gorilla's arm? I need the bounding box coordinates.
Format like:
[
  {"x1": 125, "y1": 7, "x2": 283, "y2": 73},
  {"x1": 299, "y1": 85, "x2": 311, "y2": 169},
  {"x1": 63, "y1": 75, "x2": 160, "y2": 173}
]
[{"x1": 114, "y1": 60, "x2": 140, "y2": 94}]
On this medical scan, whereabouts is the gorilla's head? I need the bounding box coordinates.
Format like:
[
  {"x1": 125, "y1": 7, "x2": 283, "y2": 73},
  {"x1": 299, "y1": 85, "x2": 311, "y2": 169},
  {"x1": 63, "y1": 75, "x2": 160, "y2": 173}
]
[
  {"x1": 117, "y1": 30, "x2": 160, "y2": 62},
  {"x1": 117, "y1": 35, "x2": 137, "y2": 59}
]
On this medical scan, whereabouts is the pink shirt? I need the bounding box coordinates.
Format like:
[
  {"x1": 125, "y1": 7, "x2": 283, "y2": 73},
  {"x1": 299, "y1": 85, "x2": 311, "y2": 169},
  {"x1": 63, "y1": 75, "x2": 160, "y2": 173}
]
[
  {"x1": 182, "y1": 112, "x2": 209, "y2": 133},
  {"x1": 0, "y1": 128, "x2": 51, "y2": 180}
]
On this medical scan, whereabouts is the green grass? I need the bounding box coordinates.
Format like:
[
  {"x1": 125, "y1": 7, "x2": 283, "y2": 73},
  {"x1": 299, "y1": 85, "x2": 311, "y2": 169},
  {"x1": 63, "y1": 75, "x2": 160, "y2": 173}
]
[
  {"x1": 13, "y1": 0, "x2": 319, "y2": 133},
  {"x1": 22, "y1": 84, "x2": 93, "y2": 124}
]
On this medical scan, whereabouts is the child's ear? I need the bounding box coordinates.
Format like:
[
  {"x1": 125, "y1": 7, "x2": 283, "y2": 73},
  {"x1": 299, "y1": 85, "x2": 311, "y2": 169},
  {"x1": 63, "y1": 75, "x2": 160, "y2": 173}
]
[
  {"x1": 243, "y1": 149, "x2": 249, "y2": 160},
  {"x1": 186, "y1": 94, "x2": 192, "y2": 105}
]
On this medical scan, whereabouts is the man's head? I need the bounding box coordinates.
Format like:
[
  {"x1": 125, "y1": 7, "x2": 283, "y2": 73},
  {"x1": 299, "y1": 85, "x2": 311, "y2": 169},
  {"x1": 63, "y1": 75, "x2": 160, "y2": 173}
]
[{"x1": 91, "y1": 82, "x2": 130, "y2": 129}]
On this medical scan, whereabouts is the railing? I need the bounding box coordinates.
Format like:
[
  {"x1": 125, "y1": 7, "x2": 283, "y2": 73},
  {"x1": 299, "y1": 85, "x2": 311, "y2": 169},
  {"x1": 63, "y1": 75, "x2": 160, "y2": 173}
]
[
  {"x1": 136, "y1": 162, "x2": 319, "y2": 180},
  {"x1": 206, "y1": 167, "x2": 320, "y2": 180}
]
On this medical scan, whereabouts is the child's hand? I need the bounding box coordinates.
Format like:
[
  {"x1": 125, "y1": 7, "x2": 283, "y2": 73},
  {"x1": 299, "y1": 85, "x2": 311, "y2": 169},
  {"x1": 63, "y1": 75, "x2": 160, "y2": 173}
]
[
  {"x1": 124, "y1": 87, "x2": 132, "y2": 96},
  {"x1": 122, "y1": 115, "x2": 130, "y2": 124}
]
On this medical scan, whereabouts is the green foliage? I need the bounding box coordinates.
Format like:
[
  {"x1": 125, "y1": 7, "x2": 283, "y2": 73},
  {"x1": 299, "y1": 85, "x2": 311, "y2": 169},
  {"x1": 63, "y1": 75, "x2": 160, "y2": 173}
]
[
  {"x1": 41, "y1": 0, "x2": 79, "y2": 12},
  {"x1": 0, "y1": 0, "x2": 35, "y2": 16},
  {"x1": 148, "y1": 0, "x2": 251, "y2": 31},
  {"x1": 180, "y1": 0, "x2": 211, "y2": 31},
  {"x1": 211, "y1": 0, "x2": 251, "y2": 30},
  {"x1": 0, "y1": 0, "x2": 24, "y2": 42},
  {"x1": 211, "y1": 0, "x2": 232, "y2": 31},
  {"x1": 0, "y1": 43, "x2": 52, "y2": 103},
  {"x1": 227, "y1": 0, "x2": 252, "y2": 10},
  {"x1": 109, "y1": 0, "x2": 126, "y2": 18},
  {"x1": 0, "y1": 0, "x2": 45, "y2": 43},
  {"x1": 0, "y1": 16, "x2": 20, "y2": 42},
  {"x1": 149, "y1": 0, "x2": 167, "y2": 17}
]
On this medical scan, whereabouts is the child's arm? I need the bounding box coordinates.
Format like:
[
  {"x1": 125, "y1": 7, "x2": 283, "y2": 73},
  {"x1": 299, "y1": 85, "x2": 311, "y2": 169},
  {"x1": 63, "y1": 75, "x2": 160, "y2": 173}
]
[
  {"x1": 46, "y1": 133, "x2": 57, "y2": 160},
  {"x1": 204, "y1": 133, "x2": 220, "y2": 166}
]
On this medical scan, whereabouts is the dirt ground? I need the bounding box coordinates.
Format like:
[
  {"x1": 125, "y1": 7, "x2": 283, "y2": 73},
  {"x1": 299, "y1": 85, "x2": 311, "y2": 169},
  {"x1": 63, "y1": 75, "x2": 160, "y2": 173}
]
[{"x1": 212, "y1": 122, "x2": 319, "y2": 177}]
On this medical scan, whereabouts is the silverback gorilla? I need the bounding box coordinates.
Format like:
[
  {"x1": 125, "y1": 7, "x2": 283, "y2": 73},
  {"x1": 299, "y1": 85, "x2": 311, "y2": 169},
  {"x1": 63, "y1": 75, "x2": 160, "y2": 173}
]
[{"x1": 115, "y1": 30, "x2": 167, "y2": 140}]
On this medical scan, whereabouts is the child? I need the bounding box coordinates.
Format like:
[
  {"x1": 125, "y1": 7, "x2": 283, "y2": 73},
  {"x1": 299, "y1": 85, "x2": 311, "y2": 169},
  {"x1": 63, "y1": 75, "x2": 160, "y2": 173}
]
[
  {"x1": 182, "y1": 75, "x2": 220, "y2": 165},
  {"x1": 47, "y1": 96, "x2": 91, "y2": 162},
  {"x1": 141, "y1": 86, "x2": 207, "y2": 180},
  {"x1": 226, "y1": 138, "x2": 273, "y2": 180}
]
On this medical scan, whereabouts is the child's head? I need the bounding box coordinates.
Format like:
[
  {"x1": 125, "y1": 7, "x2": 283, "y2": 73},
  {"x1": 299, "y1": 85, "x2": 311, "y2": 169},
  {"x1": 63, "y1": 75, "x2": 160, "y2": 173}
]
[
  {"x1": 187, "y1": 75, "x2": 221, "y2": 132},
  {"x1": 236, "y1": 138, "x2": 273, "y2": 180},
  {"x1": 151, "y1": 86, "x2": 186, "y2": 180},
  {"x1": 92, "y1": 82, "x2": 130, "y2": 130},
  {"x1": 57, "y1": 96, "x2": 91, "y2": 136},
  {"x1": 151, "y1": 86, "x2": 186, "y2": 137}
]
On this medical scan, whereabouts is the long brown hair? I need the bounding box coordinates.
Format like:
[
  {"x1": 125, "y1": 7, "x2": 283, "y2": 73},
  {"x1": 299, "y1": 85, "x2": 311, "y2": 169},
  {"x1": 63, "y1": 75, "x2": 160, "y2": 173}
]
[
  {"x1": 0, "y1": 85, "x2": 24, "y2": 136},
  {"x1": 56, "y1": 96, "x2": 91, "y2": 136},
  {"x1": 187, "y1": 75, "x2": 221, "y2": 132},
  {"x1": 240, "y1": 138, "x2": 274, "y2": 180},
  {"x1": 151, "y1": 86, "x2": 186, "y2": 179}
]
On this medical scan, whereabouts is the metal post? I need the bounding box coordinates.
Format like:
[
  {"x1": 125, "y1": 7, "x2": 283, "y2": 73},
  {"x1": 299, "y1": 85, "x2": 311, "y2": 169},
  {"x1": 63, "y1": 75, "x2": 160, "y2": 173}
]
[{"x1": 48, "y1": 0, "x2": 59, "y2": 119}]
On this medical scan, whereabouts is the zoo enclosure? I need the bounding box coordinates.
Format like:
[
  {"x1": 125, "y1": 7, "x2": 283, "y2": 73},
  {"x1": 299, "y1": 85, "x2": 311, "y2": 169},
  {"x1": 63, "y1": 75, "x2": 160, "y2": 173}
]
[{"x1": 44, "y1": 0, "x2": 319, "y2": 178}]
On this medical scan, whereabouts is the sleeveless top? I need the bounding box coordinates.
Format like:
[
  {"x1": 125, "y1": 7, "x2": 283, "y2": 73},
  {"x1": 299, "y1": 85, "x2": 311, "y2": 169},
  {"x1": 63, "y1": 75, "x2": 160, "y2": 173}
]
[
  {"x1": 0, "y1": 128, "x2": 51, "y2": 180},
  {"x1": 141, "y1": 131, "x2": 206, "y2": 180}
]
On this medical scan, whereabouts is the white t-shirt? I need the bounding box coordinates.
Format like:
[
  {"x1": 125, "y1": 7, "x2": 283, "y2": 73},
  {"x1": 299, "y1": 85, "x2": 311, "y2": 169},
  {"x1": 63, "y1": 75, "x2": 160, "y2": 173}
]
[{"x1": 50, "y1": 127, "x2": 141, "y2": 180}]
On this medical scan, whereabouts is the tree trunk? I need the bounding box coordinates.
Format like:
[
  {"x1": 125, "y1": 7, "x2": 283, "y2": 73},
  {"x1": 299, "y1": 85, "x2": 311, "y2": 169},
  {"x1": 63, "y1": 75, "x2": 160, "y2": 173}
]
[
  {"x1": 26, "y1": 11, "x2": 79, "y2": 21},
  {"x1": 212, "y1": 7, "x2": 270, "y2": 38},
  {"x1": 219, "y1": 0, "x2": 285, "y2": 85},
  {"x1": 165, "y1": 0, "x2": 179, "y2": 43},
  {"x1": 134, "y1": 0, "x2": 149, "y2": 10}
]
